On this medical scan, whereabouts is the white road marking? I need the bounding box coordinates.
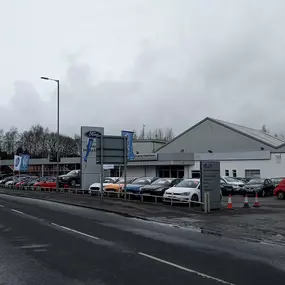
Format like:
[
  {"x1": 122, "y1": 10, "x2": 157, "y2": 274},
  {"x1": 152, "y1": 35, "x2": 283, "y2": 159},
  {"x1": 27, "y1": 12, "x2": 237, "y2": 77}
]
[
  {"x1": 11, "y1": 209, "x2": 25, "y2": 215},
  {"x1": 19, "y1": 244, "x2": 50, "y2": 249},
  {"x1": 51, "y1": 223, "x2": 100, "y2": 240},
  {"x1": 0, "y1": 204, "x2": 4, "y2": 207},
  {"x1": 138, "y1": 252, "x2": 235, "y2": 285}
]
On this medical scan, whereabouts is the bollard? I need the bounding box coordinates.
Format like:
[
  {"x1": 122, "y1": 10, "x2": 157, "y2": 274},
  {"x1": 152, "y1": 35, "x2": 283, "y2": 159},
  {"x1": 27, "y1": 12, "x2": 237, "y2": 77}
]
[
  {"x1": 204, "y1": 193, "x2": 210, "y2": 213},
  {"x1": 188, "y1": 197, "x2": 191, "y2": 211}
]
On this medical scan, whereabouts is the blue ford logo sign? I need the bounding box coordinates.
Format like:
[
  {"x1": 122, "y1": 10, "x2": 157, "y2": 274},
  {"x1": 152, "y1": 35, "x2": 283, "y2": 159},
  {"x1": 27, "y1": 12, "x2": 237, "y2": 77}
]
[
  {"x1": 84, "y1": 131, "x2": 101, "y2": 138},
  {"x1": 15, "y1": 157, "x2": 20, "y2": 167}
]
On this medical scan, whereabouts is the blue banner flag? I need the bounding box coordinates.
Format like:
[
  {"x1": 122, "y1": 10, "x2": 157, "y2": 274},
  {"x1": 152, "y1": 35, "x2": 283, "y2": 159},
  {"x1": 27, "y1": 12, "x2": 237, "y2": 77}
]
[
  {"x1": 84, "y1": 138, "x2": 94, "y2": 162},
  {"x1": 121, "y1": 130, "x2": 135, "y2": 160},
  {"x1": 20, "y1": 154, "x2": 30, "y2": 172}
]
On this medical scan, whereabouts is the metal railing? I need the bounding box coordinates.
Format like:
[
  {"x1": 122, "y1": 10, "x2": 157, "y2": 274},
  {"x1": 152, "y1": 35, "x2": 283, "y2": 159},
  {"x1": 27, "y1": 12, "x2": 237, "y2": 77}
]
[{"x1": 0, "y1": 184, "x2": 209, "y2": 213}]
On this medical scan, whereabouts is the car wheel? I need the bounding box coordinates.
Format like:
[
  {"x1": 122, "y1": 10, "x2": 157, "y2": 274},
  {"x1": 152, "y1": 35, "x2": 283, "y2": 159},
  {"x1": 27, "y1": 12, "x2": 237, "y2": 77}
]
[
  {"x1": 191, "y1": 194, "x2": 199, "y2": 207},
  {"x1": 70, "y1": 180, "x2": 76, "y2": 187},
  {"x1": 277, "y1": 191, "x2": 285, "y2": 200}
]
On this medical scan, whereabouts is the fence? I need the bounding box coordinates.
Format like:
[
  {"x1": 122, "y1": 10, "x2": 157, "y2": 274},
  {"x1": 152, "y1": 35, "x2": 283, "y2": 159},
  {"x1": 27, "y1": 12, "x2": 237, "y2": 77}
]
[{"x1": 0, "y1": 184, "x2": 210, "y2": 213}]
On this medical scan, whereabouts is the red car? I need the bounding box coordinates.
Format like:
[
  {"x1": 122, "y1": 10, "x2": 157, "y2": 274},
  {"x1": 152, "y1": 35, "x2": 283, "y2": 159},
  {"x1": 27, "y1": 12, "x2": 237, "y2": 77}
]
[
  {"x1": 274, "y1": 179, "x2": 285, "y2": 199},
  {"x1": 34, "y1": 179, "x2": 56, "y2": 190}
]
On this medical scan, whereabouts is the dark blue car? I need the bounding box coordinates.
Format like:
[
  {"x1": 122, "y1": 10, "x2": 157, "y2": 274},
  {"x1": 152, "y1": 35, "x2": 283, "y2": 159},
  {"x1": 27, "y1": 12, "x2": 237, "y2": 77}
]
[{"x1": 125, "y1": 177, "x2": 159, "y2": 194}]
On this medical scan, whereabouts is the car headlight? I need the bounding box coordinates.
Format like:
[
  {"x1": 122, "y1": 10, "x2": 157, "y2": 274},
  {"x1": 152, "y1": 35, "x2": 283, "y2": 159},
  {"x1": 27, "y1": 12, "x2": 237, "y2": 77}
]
[{"x1": 181, "y1": 192, "x2": 190, "y2": 195}]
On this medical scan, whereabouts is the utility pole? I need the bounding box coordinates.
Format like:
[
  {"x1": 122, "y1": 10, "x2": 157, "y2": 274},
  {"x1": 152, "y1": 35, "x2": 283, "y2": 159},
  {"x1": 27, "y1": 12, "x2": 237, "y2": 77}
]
[{"x1": 142, "y1": 124, "x2": 146, "y2": 139}]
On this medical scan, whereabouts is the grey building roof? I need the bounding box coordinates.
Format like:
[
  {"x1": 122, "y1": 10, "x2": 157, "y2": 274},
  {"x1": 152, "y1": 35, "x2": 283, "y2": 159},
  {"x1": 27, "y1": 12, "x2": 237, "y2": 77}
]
[
  {"x1": 156, "y1": 117, "x2": 285, "y2": 152},
  {"x1": 212, "y1": 118, "x2": 285, "y2": 148}
]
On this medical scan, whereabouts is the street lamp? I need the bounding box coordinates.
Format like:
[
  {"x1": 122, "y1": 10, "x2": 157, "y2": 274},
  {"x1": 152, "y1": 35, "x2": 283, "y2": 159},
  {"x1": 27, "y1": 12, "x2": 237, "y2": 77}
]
[{"x1": 41, "y1": 76, "x2": 60, "y2": 191}]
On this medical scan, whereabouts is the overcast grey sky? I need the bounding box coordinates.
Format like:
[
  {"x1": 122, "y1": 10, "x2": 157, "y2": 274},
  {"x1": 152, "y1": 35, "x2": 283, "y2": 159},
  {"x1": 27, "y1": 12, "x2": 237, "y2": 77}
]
[{"x1": 1, "y1": 0, "x2": 285, "y2": 136}]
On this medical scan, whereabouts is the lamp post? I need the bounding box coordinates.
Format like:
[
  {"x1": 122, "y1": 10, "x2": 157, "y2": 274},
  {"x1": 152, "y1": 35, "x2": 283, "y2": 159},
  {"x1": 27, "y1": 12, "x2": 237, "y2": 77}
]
[{"x1": 41, "y1": 76, "x2": 60, "y2": 191}]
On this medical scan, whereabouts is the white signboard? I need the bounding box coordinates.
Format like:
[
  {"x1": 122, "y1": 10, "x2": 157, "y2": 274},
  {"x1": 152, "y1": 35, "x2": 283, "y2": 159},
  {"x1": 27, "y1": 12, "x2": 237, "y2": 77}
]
[
  {"x1": 132, "y1": 153, "x2": 158, "y2": 161},
  {"x1": 81, "y1": 126, "x2": 104, "y2": 190}
]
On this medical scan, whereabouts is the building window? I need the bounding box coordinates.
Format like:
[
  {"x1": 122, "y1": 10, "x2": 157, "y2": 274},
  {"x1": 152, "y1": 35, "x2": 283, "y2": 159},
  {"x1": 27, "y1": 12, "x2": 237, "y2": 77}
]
[
  {"x1": 191, "y1": 170, "x2": 200, "y2": 178},
  {"x1": 245, "y1": 169, "x2": 260, "y2": 178},
  {"x1": 232, "y1": 170, "x2": 237, "y2": 177},
  {"x1": 225, "y1": 170, "x2": 229, "y2": 176}
]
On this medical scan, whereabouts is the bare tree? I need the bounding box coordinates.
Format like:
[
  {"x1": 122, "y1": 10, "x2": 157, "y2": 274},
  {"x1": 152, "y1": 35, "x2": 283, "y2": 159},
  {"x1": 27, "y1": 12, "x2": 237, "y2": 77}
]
[
  {"x1": 164, "y1": 128, "x2": 175, "y2": 141},
  {"x1": 3, "y1": 127, "x2": 19, "y2": 156},
  {"x1": 261, "y1": 124, "x2": 270, "y2": 133},
  {"x1": 74, "y1": 134, "x2": 81, "y2": 156},
  {"x1": 146, "y1": 130, "x2": 152, "y2": 139},
  {"x1": 132, "y1": 129, "x2": 138, "y2": 140}
]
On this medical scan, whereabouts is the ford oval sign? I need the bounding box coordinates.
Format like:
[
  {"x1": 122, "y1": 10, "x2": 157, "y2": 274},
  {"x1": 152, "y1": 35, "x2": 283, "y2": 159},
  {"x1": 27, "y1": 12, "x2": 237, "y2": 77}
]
[{"x1": 84, "y1": 130, "x2": 102, "y2": 138}]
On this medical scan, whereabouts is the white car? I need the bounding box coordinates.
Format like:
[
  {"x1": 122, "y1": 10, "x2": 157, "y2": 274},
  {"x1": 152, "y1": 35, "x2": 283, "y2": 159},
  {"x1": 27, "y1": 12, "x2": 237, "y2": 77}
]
[
  {"x1": 163, "y1": 179, "x2": 201, "y2": 204},
  {"x1": 89, "y1": 177, "x2": 120, "y2": 194}
]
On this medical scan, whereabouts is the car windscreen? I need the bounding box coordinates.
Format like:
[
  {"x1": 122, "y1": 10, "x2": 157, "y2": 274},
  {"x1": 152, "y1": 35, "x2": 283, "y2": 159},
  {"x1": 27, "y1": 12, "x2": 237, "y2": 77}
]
[
  {"x1": 151, "y1": 178, "x2": 172, "y2": 185},
  {"x1": 176, "y1": 180, "x2": 199, "y2": 188},
  {"x1": 224, "y1": 177, "x2": 239, "y2": 183},
  {"x1": 104, "y1": 178, "x2": 116, "y2": 183},
  {"x1": 132, "y1": 178, "x2": 152, "y2": 185},
  {"x1": 247, "y1": 179, "x2": 264, "y2": 184}
]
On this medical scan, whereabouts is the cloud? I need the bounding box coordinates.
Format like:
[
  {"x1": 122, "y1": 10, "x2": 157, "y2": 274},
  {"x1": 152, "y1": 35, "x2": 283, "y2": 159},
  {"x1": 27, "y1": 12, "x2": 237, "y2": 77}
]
[{"x1": 1, "y1": 0, "x2": 285, "y2": 138}]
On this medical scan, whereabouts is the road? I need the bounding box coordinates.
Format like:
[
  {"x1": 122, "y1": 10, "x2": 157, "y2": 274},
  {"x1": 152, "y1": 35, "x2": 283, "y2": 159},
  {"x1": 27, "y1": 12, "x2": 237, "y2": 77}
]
[{"x1": 0, "y1": 194, "x2": 284, "y2": 285}]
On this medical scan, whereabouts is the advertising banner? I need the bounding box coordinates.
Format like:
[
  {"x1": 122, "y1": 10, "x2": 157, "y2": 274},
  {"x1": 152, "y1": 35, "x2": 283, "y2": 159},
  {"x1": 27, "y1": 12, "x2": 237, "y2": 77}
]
[
  {"x1": 20, "y1": 154, "x2": 30, "y2": 172},
  {"x1": 121, "y1": 130, "x2": 135, "y2": 160},
  {"x1": 81, "y1": 126, "x2": 104, "y2": 190},
  {"x1": 14, "y1": 155, "x2": 21, "y2": 171},
  {"x1": 13, "y1": 154, "x2": 30, "y2": 172}
]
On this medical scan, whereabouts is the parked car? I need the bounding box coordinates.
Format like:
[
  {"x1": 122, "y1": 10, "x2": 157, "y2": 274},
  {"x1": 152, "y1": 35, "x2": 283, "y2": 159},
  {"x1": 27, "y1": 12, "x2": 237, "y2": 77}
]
[
  {"x1": 88, "y1": 177, "x2": 120, "y2": 194},
  {"x1": 59, "y1": 170, "x2": 81, "y2": 187},
  {"x1": 0, "y1": 176, "x2": 15, "y2": 185},
  {"x1": 124, "y1": 177, "x2": 159, "y2": 194},
  {"x1": 15, "y1": 176, "x2": 39, "y2": 188},
  {"x1": 271, "y1": 177, "x2": 285, "y2": 188},
  {"x1": 221, "y1": 176, "x2": 245, "y2": 193},
  {"x1": 243, "y1": 178, "x2": 274, "y2": 196},
  {"x1": 25, "y1": 176, "x2": 56, "y2": 187},
  {"x1": 140, "y1": 178, "x2": 183, "y2": 196},
  {"x1": 236, "y1": 177, "x2": 251, "y2": 183},
  {"x1": 274, "y1": 179, "x2": 285, "y2": 200},
  {"x1": 163, "y1": 179, "x2": 201, "y2": 204},
  {"x1": 6, "y1": 177, "x2": 27, "y2": 186},
  {"x1": 34, "y1": 178, "x2": 57, "y2": 190},
  {"x1": 104, "y1": 177, "x2": 137, "y2": 194},
  {"x1": 220, "y1": 179, "x2": 235, "y2": 196}
]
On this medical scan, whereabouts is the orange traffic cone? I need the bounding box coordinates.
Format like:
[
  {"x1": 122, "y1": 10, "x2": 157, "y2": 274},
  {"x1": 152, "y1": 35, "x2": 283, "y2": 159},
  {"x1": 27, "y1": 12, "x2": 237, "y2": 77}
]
[
  {"x1": 227, "y1": 194, "x2": 233, "y2": 209},
  {"x1": 243, "y1": 193, "x2": 250, "y2": 208},
  {"x1": 253, "y1": 192, "x2": 261, "y2": 208}
]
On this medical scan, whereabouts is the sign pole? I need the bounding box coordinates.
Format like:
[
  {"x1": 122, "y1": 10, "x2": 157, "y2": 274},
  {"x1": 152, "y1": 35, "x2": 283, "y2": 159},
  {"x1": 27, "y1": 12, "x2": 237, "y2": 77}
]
[
  {"x1": 123, "y1": 136, "x2": 127, "y2": 200},
  {"x1": 100, "y1": 135, "x2": 104, "y2": 199}
]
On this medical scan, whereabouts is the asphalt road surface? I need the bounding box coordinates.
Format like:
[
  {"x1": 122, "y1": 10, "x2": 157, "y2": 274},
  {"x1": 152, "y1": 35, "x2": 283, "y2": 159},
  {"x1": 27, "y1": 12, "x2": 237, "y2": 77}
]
[{"x1": 0, "y1": 194, "x2": 284, "y2": 285}]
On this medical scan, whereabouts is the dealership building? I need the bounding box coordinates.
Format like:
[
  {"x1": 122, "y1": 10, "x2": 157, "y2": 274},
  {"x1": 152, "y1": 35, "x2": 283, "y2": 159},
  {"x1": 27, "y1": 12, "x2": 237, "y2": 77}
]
[
  {"x1": 127, "y1": 117, "x2": 285, "y2": 179},
  {"x1": 1, "y1": 117, "x2": 285, "y2": 180}
]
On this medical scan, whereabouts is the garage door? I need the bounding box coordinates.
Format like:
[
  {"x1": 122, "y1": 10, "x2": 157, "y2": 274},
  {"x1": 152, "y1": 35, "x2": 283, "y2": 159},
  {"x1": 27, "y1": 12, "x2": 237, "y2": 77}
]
[{"x1": 245, "y1": 169, "x2": 260, "y2": 178}]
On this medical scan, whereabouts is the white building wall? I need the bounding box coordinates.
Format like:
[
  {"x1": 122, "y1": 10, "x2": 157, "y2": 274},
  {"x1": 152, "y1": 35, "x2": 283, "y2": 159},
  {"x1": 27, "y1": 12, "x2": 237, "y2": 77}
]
[
  {"x1": 125, "y1": 165, "x2": 156, "y2": 178},
  {"x1": 126, "y1": 166, "x2": 145, "y2": 178},
  {"x1": 145, "y1": 166, "x2": 156, "y2": 176},
  {"x1": 188, "y1": 153, "x2": 285, "y2": 178}
]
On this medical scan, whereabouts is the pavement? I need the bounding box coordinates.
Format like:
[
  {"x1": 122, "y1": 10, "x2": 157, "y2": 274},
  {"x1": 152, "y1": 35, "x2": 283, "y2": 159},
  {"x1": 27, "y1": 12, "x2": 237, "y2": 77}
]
[
  {"x1": 0, "y1": 187, "x2": 285, "y2": 244},
  {"x1": 0, "y1": 193, "x2": 285, "y2": 284}
]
